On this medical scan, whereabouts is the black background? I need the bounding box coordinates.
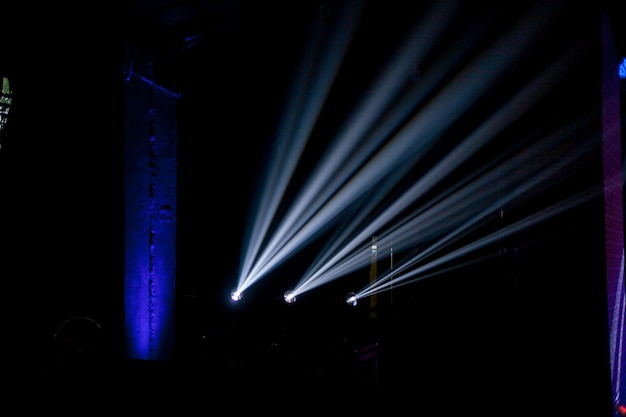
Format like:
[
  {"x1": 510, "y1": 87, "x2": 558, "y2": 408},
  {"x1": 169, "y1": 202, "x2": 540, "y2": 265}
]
[{"x1": 0, "y1": 0, "x2": 623, "y2": 413}]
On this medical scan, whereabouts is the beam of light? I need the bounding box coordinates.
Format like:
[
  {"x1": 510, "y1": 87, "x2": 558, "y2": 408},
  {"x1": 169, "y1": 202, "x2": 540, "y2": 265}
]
[
  {"x1": 250, "y1": 0, "x2": 484, "y2": 281},
  {"x1": 294, "y1": 112, "x2": 597, "y2": 297},
  {"x1": 237, "y1": 0, "x2": 365, "y2": 294},
  {"x1": 357, "y1": 184, "x2": 601, "y2": 298},
  {"x1": 238, "y1": 0, "x2": 458, "y2": 289},
  {"x1": 268, "y1": 0, "x2": 466, "y2": 242},
  {"x1": 235, "y1": 1, "x2": 565, "y2": 300},
  {"x1": 238, "y1": 0, "x2": 459, "y2": 292},
  {"x1": 380, "y1": 119, "x2": 596, "y2": 279},
  {"x1": 369, "y1": 148, "x2": 593, "y2": 292},
  {"x1": 287, "y1": 34, "x2": 595, "y2": 298}
]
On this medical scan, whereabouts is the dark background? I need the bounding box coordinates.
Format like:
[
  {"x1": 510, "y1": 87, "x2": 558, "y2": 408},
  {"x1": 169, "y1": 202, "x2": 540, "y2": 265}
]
[{"x1": 0, "y1": 0, "x2": 624, "y2": 413}]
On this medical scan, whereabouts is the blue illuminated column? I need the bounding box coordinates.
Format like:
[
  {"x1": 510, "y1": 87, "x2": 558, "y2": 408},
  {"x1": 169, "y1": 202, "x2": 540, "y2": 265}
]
[
  {"x1": 601, "y1": 12, "x2": 626, "y2": 414},
  {"x1": 124, "y1": 51, "x2": 179, "y2": 362}
]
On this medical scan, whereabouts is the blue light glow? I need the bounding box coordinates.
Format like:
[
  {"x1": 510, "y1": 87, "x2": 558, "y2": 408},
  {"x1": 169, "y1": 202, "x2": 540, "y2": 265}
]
[{"x1": 124, "y1": 78, "x2": 178, "y2": 362}]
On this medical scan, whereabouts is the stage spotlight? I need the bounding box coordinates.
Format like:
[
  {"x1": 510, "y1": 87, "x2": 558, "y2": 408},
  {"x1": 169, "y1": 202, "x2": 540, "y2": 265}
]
[
  {"x1": 284, "y1": 290, "x2": 297, "y2": 304},
  {"x1": 230, "y1": 290, "x2": 243, "y2": 302},
  {"x1": 346, "y1": 292, "x2": 358, "y2": 307}
]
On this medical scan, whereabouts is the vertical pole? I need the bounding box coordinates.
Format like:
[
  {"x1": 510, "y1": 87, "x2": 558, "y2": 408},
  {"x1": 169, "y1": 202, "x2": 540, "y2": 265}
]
[
  {"x1": 369, "y1": 236, "x2": 378, "y2": 319},
  {"x1": 124, "y1": 48, "x2": 179, "y2": 362},
  {"x1": 600, "y1": 11, "x2": 625, "y2": 414}
]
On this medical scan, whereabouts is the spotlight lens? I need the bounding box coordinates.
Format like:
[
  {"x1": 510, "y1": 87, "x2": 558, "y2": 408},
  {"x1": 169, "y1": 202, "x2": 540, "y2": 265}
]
[
  {"x1": 346, "y1": 292, "x2": 358, "y2": 307},
  {"x1": 230, "y1": 290, "x2": 242, "y2": 302},
  {"x1": 284, "y1": 290, "x2": 296, "y2": 304}
]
